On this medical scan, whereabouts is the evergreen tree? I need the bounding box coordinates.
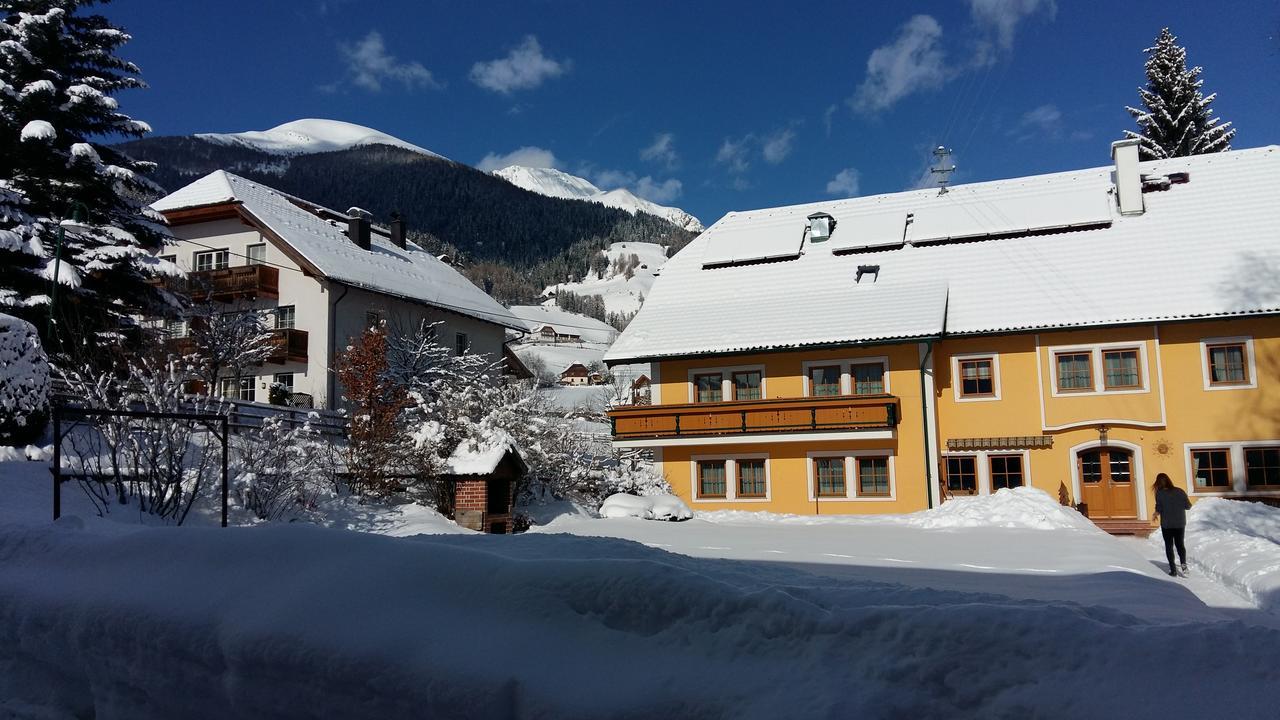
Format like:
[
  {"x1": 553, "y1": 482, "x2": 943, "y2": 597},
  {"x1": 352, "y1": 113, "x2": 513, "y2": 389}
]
[
  {"x1": 1124, "y1": 28, "x2": 1235, "y2": 160},
  {"x1": 0, "y1": 1, "x2": 170, "y2": 353}
]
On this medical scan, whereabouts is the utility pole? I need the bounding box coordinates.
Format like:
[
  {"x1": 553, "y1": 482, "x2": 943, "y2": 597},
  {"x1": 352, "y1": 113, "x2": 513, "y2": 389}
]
[{"x1": 930, "y1": 146, "x2": 956, "y2": 194}]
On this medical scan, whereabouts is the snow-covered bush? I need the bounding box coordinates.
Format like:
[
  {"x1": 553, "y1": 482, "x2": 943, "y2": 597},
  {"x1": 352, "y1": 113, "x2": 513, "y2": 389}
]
[
  {"x1": 233, "y1": 416, "x2": 335, "y2": 521},
  {"x1": 0, "y1": 313, "x2": 49, "y2": 445},
  {"x1": 600, "y1": 492, "x2": 692, "y2": 521},
  {"x1": 598, "y1": 449, "x2": 671, "y2": 498},
  {"x1": 57, "y1": 359, "x2": 227, "y2": 525}
]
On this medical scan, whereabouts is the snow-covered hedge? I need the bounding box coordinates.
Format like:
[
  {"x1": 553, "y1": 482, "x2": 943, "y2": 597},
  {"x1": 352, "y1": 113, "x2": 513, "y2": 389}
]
[
  {"x1": 0, "y1": 313, "x2": 49, "y2": 445},
  {"x1": 1150, "y1": 497, "x2": 1280, "y2": 611},
  {"x1": 600, "y1": 492, "x2": 692, "y2": 521}
]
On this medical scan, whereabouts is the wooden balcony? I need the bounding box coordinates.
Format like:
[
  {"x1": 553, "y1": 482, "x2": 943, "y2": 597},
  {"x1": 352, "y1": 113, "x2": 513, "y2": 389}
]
[
  {"x1": 187, "y1": 265, "x2": 279, "y2": 302},
  {"x1": 609, "y1": 394, "x2": 900, "y2": 442},
  {"x1": 266, "y1": 328, "x2": 308, "y2": 364}
]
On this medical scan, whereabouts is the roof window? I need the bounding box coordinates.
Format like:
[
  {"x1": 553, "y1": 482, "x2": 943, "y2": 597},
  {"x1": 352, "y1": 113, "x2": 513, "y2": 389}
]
[{"x1": 807, "y1": 212, "x2": 836, "y2": 243}]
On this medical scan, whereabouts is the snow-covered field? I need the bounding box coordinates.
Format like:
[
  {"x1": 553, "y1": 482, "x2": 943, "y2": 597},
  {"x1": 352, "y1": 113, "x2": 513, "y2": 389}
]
[
  {"x1": 544, "y1": 241, "x2": 671, "y2": 316},
  {"x1": 3, "y1": 454, "x2": 1280, "y2": 718}
]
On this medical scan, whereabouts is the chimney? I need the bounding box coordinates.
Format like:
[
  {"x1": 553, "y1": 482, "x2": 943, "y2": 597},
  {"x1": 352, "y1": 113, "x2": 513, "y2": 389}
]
[
  {"x1": 389, "y1": 213, "x2": 406, "y2": 249},
  {"x1": 1111, "y1": 139, "x2": 1144, "y2": 216},
  {"x1": 348, "y1": 215, "x2": 371, "y2": 250}
]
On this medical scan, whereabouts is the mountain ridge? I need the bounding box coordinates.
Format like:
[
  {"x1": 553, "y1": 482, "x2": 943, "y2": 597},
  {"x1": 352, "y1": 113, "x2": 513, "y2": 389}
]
[{"x1": 494, "y1": 165, "x2": 703, "y2": 233}]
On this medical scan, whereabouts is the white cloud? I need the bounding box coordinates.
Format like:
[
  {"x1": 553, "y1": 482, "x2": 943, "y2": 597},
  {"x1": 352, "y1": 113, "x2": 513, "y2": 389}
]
[
  {"x1": 640, "y1": 133, "x2": 679, "y2": 169},
  {"x1": 338, "y1": 31, "x2": 440, "y2": 93},
  {"x1": 634, "y1": 177, "x2": 683, "y2": 204},
  {"x1": 469, "y1": 35, "x2": 567, "y2": 94},
  {"x1": 968, "y1": 0, "x2": 1056, "y2": 51},
  {"x1": 476, "y1": 146, "x2": 560, "y2": 172},
  {"x1": 1014, "y1": 103, "x2": 1062, "y2": 140},
  {"x1": 826, "y1": 168, "x2": 861, "y2": 196},
  {"x1": 762, "y1": 128, "x2": 795, "y2": 165},
  {"x1": 715, "y1": 135, "x2": 752, "y2": 174},
  {"x1": 852, "y1": 15, "x2": 949, "y2": 113},
  {"x1": 822, "y1": 104, "x2": 838, "y2": 136}
]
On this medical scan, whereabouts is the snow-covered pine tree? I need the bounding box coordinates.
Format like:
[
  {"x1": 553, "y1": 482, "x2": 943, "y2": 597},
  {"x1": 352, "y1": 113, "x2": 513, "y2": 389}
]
[
  {"x1": 0, "y1": 1, "x2": 172, "y2": 354},
  {"x1": 1124, "y1": 28, "x2": 1235, "y2": 160}
]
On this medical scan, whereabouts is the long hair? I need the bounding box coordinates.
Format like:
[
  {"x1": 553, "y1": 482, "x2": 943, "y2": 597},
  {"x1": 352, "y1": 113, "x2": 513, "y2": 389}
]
[{"x1": 1153, "y1": 472, "x2": 1175, "y2": 491}]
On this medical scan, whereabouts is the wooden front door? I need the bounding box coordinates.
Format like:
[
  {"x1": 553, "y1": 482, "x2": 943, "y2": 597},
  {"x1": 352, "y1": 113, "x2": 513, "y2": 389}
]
[{"x1": 1078, "y1": 448, "x2": 1137, "y2": 518}]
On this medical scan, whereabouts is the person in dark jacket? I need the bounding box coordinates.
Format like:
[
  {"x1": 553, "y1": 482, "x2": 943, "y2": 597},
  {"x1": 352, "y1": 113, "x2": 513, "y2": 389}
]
[{"x1": 1152, "y1": 473, "x2": 1192, "y2": 577}]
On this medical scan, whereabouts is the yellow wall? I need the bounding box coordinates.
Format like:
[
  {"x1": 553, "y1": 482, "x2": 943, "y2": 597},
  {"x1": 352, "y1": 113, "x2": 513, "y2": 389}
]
[{"x1": 640, "y1": 316, "x2": 1279, "y2": 519}]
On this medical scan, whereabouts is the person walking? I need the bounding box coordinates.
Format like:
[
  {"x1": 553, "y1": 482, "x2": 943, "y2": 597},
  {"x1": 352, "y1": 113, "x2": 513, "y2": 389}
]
[{"x1": 1152, "y1": 473, "x2": 1191, "y2": 577}]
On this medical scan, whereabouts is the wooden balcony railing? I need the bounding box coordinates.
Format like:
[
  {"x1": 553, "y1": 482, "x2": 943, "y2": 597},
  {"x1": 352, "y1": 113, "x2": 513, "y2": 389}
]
[
  {"x1": 609, "y1": 394, "x2": 900, "y2": 441},
  {"x1": 186, "y1": 265, "x2": 279, "y2": 301},
  {"x1": 266, "y1": 328, "x2": 308, "y2": 364}
]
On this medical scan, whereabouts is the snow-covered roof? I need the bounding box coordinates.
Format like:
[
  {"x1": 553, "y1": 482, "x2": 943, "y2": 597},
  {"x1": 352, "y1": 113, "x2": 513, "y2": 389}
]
[
  {"x1": 153, "y1": 171, "x2": 522, "y2": 330},
  {"x1": 507, "y1": 305, "x2": 617, "y2": 344},
  {"x1": 444, "y1": 430, "x2": 523, "y2": 475},
  {"x1": 606, "y1": 146, "x2": 1280, "y2": 363}
]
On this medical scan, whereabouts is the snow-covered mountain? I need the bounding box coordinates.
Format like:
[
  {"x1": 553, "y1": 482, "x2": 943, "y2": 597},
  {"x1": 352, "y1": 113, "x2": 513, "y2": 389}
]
[
  {"x1": 545, "y1": 241, "x2": 670, "y2": 317},
  {"x1": 195, "y1": 119, "x2": 447, "y2": 160},
  {"x1": 494, "y1": 166, "x2": 703, "y2": 233}
]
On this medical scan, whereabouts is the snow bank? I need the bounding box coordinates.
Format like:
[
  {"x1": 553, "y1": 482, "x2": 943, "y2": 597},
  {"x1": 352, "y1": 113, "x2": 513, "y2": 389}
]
[
  {"x1": 600, "y1": 492, "x2": 692, "y2": 521},
  {"x1": 2, "y1": 523, "x2": 1278, "y2": 719},
  {"x1": 702, "y1": 488, "x2": 1100, "y2": 532},
  {"x1": 1151, "y1": 498, "x2": 1280, "y2": 612}
]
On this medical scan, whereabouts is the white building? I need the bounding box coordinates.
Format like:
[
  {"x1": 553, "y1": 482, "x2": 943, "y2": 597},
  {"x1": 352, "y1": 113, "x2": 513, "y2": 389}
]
[{"x1": 152, "y1": 170, "x2": 524, "y2": 410}]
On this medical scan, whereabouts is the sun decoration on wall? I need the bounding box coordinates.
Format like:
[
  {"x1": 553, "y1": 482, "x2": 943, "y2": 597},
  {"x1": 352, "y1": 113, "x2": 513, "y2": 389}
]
[{"x1": 1151, "y1": 437, "x2": 1172, "y2": 456}]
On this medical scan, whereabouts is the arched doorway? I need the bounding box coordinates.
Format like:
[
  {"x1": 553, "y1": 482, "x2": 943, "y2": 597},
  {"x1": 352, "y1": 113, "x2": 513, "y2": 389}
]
[{"x1": 1077, "y1": 448, "x2": 1137, "y2": 518}]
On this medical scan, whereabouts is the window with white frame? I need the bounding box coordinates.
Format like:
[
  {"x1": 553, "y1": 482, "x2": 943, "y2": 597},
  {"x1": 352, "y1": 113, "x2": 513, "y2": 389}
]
[
  {"x1": 193, "y1": 249, "x2": 229, "y2": 272},
  {"x1": 1186, "y1": 442, "x2": 1280, "y2": 495},
  {"x1": 803, "y1": 357, "x2": 890, "y2": 397},
  {"x1": 219, "y1": 376, "x2": 254, "y2": 402},
  {"x1": 945, "y1": 456, "x2": 978, "y2": 495},
  {"x1": 808, "y1": 451, "x2": 895, "y2": 500},
  {"x1": 691, "y1": 456, "x2": 770, "y2": 501},
  {"x1": 1245, "y1": 447, "x2": 1280, "y2": 489},
  {"x1": 1047, "y1": 342, "x2": 1149, "y2": 395},
  {"x1": 951, "y1": 353, "x2": 999, "y2": 401},
  {"x1": 988, "y1": 454, "x2": 1025, "y2": 490},
  {"x1": 246, "y1": 243, "x2": 266, "y2": 265},
  {"x1": 273, "y1": 372, "x2": 294, "y2": 393},
  {"x1": 275, "y1": 305, "x2": 295, "y2": 330},
  {"x1": 1200, "y1": 337, "x2": 1255, "y2": 390}
]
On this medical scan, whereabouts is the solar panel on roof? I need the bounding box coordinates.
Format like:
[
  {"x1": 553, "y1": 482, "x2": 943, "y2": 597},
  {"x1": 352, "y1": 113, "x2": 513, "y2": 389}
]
[
  {"x1": 906, "y1": 187, "x2": 1111, "y2": 244},
  {"x1": 827, "y1": 211, "x2": 908, "y2": 253},
  {"x1": 701, "y1": 216, "x2": 806, "y2": 267}
]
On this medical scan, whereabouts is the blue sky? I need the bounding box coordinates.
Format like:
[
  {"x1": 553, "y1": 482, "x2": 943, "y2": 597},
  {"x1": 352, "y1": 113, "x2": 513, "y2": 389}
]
[{"x1": 107, "y1": 0, "x2": 1279, "y2": 225}]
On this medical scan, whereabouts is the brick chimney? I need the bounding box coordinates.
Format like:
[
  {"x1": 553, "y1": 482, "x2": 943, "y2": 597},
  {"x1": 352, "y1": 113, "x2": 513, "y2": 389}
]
[
  {"x1": 348, "y1": 215, "x2": 371, "y2": 250},
  {"x1": 390, "y1": 213, "x2": 406, "y2": 249}
]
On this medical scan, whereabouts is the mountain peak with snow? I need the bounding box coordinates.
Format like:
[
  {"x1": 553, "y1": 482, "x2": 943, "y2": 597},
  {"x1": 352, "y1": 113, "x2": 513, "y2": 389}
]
[
  {"x1": 195, "y1": 119, "x2": 447, "y2": 160},
  {"x1": 494, "y1": 165, "x2": 703, "y2": 233}
]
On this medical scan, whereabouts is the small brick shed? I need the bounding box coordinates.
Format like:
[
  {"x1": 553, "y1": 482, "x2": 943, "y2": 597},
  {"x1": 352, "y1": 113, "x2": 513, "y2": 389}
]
[{"x1": 442, "y1": 438, "x2": 527, "y2": 534}]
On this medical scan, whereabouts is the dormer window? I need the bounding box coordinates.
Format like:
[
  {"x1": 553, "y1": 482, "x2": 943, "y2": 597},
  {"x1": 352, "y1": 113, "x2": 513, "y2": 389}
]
[{"x1": 807, "y1": 212, "x2": 836, "y2": 243}]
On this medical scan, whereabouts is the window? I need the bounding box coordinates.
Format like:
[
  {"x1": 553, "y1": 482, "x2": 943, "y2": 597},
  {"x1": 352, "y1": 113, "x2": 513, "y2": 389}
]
[
  {"x1": 273, "y1": 372, "x2": 294, "y2": 392},
  {"x1": 694, "y1": 373, "x2": 723, "y2": 403},
  {"x1": 1207, "y1": 343, "x2": 1248, "y2": 386},
  {"x1": 164, "y1": 318, "x2": 187, "y2": 338},
  {"x1": 158, "y1": 254, "x2": 176, "y2": 264},
  {"x1": 1055, "y1": 352, "x2": 1093, "y2": 392},
  {"x1": 1245, "y1": 447, "x2": 1280, "y2": 489},
  {"x1": 275, "y1": 305, "x2": 295, "y2": 330},
  {"x1": 1190, "y1": 449, "x2": 1232, "y2": 490},
  {"x1": 1102, "y1": 348, "x2": 1141, "y2": 389},
  {"x1": 945, "y1": 456, "x2": 977, "y2": 496},
  {"x1": 193, "y1": 249, "x2": 229, "y2": 272},
  {"x1": 454, "y1": 332, "x2": 469, "y2": 356},
  {"x1": 697, "y1": 460, "x2": 727, "y2": 498},
  {"x1": 958, "y1": 358, "x2": 994, "y2": 397},
  {"x1": 989, "y1": 455, "x2": 1024, "y2": 490},
  {"x1": 815, "y1": 457, "x2": 846, "y2": 497},
  {"x1": 246, "y1": 244, "x2": 266, "y2": 265},
  {"x1": 856, "y1": 456, "x2": 890, "y2": 497},
  {"x1": 219, "y1": 376, "x2": 254, "y2": 402},
  {"x1": 851, "y1": 361, "x2": 885, "y2": 395},
  {"x1": 809, "y1": 365, "x2": 841, "y2": 396},
  {"x1": 737, "y1": 459, "x2": 767, "y2": 497},
  {"x1": 732, "y1": 371, "x2": 761, "y2": 401}
]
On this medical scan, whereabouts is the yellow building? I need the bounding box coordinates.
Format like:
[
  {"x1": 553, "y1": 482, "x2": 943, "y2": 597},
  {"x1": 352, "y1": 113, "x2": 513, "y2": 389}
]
[{"x1": 605, "y1": 141, "x2": 1280, "y2": 530}]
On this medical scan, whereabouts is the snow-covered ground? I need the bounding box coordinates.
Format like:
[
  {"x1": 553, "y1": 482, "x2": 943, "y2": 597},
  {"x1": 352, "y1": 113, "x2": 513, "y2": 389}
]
[
  {"x1": 4, "y1": 454, "x2": 1280, "y2": 718},
  {"x1": 544, "y1": 241, "x2": 671, "y2": 316},
  {"x1": 494, "y1": 166, "x2": 703, "y2": 232}
]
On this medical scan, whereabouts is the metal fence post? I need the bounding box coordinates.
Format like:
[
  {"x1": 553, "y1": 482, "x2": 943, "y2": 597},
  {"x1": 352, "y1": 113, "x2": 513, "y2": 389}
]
[{"x1": 52, "y1": 405, "x2": 61, "y2": 522}]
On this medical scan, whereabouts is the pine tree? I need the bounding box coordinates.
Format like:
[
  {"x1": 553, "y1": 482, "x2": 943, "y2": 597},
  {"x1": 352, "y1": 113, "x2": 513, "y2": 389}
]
[
  {"x1": 1124, "y1": 28, "x2": 1235, "y2": 160},
  {"x1": 0, "y1": 1, "x2": 170, "y2": 354}
]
